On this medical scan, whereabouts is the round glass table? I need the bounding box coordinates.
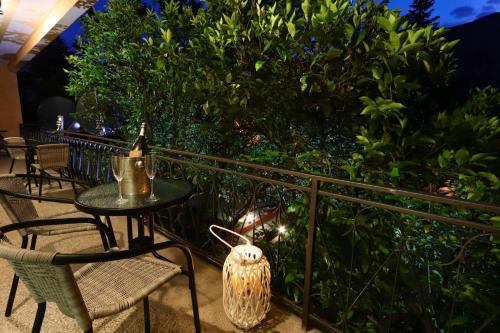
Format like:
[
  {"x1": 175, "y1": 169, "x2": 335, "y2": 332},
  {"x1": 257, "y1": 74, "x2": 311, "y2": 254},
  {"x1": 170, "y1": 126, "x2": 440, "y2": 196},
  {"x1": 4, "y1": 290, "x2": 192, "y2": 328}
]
[{"x1": 74, "y1": 178, "x2": 193, "y2": 248}]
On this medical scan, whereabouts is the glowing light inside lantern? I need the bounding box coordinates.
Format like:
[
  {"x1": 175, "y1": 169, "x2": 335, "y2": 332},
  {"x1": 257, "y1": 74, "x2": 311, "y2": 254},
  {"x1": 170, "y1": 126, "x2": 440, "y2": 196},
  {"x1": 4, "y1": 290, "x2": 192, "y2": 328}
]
[{"x1": 278, "y1": 225, "x2": 286, "y2": 234}]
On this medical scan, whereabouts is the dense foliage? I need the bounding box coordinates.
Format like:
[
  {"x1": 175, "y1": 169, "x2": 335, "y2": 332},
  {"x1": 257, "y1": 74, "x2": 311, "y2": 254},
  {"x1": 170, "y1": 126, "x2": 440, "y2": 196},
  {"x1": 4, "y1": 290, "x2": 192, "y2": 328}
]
[{"x1": 66, "y1": 0, "x2": 499, "y2": 331}]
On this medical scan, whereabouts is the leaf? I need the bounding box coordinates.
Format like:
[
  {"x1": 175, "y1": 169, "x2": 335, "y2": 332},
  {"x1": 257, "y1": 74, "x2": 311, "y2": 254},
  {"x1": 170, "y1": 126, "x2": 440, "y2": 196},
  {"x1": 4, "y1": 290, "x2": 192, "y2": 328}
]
[
  {"x1": 398, "y1": 117, "x2": 407, "y2": 129},
  {"x1": 423, "y1": 59, "x2": 431, "y2": 73},
  {"x1": 165, "y1": 28, "x2": 172, "y2": 43},
  {"x1": 455, "y1": 148, "x2": 470, "y2": 167},
  {"x1": 377, "y1": 17, "x2": 392, "y2": 32},
  {"x1": 301, "y1": 0, "x2": 310, "y2": 21},
  {"x1": 356, "y1": 135, "x2": 370, "y2": 145},
  {"x1": 300, "y1": 75, "x2": 308, "y2": 92},
  {"x1": 447, "y1": 316, "x2": 469, "y2": 327},
  {"x1": 344, "y1": 24, "x2": 354, "y2": 40},
  {"x1": 361, "y1": 105, "x2": 376, "y2": 115},
  {"x1": 286, "y1": 22, "x2": 296, "y2": 38},
  {"x1": 400, "y1": 42, "x2": 423, "y2": 53},
  {"x1": 389, "y1": 31, "x2": 400, "y2": 50},
  {"x1": 470, "y1": 153, "x2": 488, "y2": 162},
  {"x1": 385, "y1": 102, "x2": 406, "y2": 111},
  {"x1": 286, "y1": 0, "x2": 292, "y2": 15},
  {"x1": 372, "y1": 66, "x2": 382, "y2": 80},
  {"x1": 438, "y1": 154, "x2": 447, "y2": 168},
  {"x1": 285, "y1": 273, "x2": 296, "y2": 284},
  {"x1": 389, "y1": 167, "x2": 400, "y2": 177},
  {"x1": 263, "y1": 40, "x2": 272, "y2": 53},
  {"x1": 478, "y1": 172, "x2": 498, "y2": 183},
  {"x1": 377, "y1": 244, "x2": 389, "y2": 254},
  {"x1": 255, "y1": 60, "x2": 266, "y2": 72},
  {"x1": 325, "y1": 48, "x2": 342, "y2": 60},
  {"x1": 360, "y1": 96, "x2": 375, "y2": 106}
]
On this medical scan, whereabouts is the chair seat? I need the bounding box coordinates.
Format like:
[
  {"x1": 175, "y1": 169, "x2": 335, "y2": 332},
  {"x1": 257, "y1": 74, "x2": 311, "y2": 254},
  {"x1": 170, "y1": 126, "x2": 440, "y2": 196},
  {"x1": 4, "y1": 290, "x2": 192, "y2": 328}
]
[
  {"x1": 75, "y1": 255, "x2": 182, "y2": 320},
  {"x1": 28, "y1": 223, "x2": 98, "y2": 236},
  {"x1": 10, "y1": 153, "x2": 25, "y2": 160}
]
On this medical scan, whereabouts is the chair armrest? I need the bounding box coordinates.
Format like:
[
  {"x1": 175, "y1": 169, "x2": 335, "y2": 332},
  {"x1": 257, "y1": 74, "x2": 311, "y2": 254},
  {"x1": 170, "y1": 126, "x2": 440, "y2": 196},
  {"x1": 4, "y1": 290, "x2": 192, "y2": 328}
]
[
  {"x1": 0, "y1": 187, "x2": 74, "y2": 204},
  {"x1": 0, "y1": 217, "x2": 112, "y2": 241},
  {"x1": 15, "y1": 173, "x2": 90, "y2": 188},
  {"x1": 25, "y1": 217, "x2": 99, "y2": 225},
  {"x1": 0, "y1": 219, "x2": 195, "y2": 271},
  {"x1": 52, "y1": 240, "x2": 195, "y2": 268}
]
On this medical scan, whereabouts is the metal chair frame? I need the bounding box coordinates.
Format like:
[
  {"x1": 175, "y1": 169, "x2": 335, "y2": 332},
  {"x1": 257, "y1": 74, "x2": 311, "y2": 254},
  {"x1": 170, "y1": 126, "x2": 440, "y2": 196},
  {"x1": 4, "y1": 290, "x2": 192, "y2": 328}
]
[
  {"x1": 0, "y1": 220, "x2": 201, "y2": 333},
  {"x1": 0, "y1": 177, "x2": 112, "y2": 318}
]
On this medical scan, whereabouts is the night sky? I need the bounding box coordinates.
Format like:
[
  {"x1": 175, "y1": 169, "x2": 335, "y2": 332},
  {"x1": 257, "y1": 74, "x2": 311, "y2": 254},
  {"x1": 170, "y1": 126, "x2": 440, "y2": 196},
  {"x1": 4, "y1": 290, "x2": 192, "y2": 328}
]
[
  {"x1": 389, "y1": 0, "x2": 500, "y2": 27},
  {"x1": 60, "y1": 0, "x2": 500, "y2": 50}
]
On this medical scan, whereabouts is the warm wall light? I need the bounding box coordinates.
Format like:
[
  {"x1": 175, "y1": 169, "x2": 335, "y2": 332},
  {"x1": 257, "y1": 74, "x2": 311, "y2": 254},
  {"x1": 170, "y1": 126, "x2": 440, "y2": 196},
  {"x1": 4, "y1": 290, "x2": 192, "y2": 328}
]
[{"x1": 210, "y1": 225, "x2": 271, "y2": 329}]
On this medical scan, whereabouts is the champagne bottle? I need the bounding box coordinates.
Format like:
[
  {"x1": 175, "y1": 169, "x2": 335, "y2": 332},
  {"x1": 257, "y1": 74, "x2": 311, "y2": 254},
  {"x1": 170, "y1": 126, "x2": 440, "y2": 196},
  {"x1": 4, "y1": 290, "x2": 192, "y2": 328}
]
[{"x1": 129, "y1": 122, "x2": 149, "y2": 157}]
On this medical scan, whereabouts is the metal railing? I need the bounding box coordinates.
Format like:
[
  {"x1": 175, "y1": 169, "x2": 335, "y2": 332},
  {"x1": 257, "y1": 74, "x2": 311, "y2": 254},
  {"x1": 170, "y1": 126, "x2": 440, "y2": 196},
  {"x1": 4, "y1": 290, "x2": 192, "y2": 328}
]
[{"x1": 21, "y1": 125, "x2": 500, "y2": 332}]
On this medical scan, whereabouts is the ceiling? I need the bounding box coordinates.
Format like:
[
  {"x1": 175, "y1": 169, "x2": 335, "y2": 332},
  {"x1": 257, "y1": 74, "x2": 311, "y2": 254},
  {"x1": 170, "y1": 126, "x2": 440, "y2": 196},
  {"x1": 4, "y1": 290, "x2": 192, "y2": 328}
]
[{"x1": 0, "y1": 0, "x2": 97, "y2": 70}]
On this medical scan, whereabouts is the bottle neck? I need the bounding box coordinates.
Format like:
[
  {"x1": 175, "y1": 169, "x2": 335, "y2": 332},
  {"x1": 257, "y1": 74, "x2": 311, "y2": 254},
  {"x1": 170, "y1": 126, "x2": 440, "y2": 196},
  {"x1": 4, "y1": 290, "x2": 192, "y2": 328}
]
[{"x1": 138, "y1": 125, "x2": 146, "y2": 137}]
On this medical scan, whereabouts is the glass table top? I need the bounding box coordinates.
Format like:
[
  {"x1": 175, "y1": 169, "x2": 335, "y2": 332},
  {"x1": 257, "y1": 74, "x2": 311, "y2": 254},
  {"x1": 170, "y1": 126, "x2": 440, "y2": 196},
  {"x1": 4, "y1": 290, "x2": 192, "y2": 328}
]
[{"x1": 74, "y1": 178, "x2": 193, "y2": 216}]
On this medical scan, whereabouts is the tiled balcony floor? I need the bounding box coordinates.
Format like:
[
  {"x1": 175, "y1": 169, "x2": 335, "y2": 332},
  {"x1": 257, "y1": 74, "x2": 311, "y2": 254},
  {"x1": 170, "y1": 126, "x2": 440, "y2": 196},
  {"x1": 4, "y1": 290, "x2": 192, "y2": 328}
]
[{"x1": 0, "y1": 155, "x2": 316, "y2": 333}]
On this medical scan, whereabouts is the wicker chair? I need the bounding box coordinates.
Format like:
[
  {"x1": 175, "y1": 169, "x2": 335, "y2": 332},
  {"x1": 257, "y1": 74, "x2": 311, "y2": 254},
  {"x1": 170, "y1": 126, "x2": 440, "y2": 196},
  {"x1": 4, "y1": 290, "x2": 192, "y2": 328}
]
[
  {"x1": 0, "y1": 220, "x2": 201, "y2": 333},
  {"x1": 3, "y1": 137, "x2": 26, "y2": 173},
  {"x1": 0, "y1": 174, "x2": 111, "y2": 317},
  {"x1": 32, "y1": 143, "x2": 75, "y2": 197}
]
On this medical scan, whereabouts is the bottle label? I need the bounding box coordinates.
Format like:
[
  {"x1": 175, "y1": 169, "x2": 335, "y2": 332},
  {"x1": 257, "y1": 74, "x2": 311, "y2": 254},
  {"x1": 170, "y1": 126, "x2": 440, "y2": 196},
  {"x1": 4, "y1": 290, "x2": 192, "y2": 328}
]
[{"x1": 129, "y1": 150, "x2": 143, "y2": 158}]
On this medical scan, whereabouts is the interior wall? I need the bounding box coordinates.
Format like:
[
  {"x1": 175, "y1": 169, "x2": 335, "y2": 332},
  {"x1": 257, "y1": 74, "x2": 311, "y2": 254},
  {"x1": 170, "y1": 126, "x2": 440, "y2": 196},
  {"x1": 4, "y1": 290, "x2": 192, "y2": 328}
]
[{"x1": 0, "y1": 65, "x2": 22, "y2": 137}]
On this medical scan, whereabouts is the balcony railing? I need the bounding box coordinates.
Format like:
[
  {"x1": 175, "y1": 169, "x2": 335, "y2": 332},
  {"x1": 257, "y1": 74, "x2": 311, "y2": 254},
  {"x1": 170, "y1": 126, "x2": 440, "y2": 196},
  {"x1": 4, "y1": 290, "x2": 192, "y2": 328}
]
[{"x1": 21, "y1": 125, "x2": 500, "y2": 332}]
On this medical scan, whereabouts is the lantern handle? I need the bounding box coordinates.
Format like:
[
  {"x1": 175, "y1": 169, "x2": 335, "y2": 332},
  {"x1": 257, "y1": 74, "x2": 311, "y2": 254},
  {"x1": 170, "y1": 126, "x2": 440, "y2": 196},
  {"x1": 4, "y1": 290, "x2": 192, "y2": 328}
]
[{"x1": 209, "y1": 224, "x2": 251, "y2": 249}]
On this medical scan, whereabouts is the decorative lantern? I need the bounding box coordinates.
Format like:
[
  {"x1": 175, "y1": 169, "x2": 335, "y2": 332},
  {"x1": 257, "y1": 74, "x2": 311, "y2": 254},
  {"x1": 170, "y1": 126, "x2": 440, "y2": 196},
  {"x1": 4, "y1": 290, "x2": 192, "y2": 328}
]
[
  {"x1": 56, "y1": 115, "x2": 64, "y2": 131},
  {"x1": 210, "y1": 225, "x2": 271, "y2": 329}
]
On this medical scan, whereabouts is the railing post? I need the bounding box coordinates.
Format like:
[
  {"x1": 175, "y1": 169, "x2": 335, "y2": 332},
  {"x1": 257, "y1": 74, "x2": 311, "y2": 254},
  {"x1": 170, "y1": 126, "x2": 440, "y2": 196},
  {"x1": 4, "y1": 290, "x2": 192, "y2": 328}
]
[{"x1": 302, "y1": 178, "x2": 319, "y2": 330}]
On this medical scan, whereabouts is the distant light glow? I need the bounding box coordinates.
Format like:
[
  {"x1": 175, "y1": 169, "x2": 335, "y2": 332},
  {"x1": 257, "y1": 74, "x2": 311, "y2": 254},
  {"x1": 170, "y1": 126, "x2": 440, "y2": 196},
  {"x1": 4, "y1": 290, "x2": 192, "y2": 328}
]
[
  {"x1": 278, "y1": 226, "x2": 286, "y2": 234},
  {"x1": 239, "y1": 211, "x2": 257, "y2": 224},
  {"x1": 68, "y1": 121, "x2": 80, "y2": 130}
]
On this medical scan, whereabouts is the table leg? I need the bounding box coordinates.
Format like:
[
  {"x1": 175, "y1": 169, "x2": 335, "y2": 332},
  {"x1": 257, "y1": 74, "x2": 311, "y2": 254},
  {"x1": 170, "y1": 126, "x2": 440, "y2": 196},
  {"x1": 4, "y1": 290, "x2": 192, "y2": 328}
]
[
  {"x1": 95, "y1": 215, "x2": 117, "y2": 248},
  {"x1": 127, "y1": 216, "x2": 134, "y2": 248},
  {"x1": 138, "y1": 214, "x2": 145, "y2": 239},
  {"x1": 25, "y1": 158, "x2": 32, "y2": 194},
  {"x1": 148, "y1": 214, "x2": 155, "y2": 242},
  {"x1": 148, "y1": 213, "x2": 174, "y2": 263},
  {"x1": 128, "y1": 215, "x2": 153, "y2": 249}
]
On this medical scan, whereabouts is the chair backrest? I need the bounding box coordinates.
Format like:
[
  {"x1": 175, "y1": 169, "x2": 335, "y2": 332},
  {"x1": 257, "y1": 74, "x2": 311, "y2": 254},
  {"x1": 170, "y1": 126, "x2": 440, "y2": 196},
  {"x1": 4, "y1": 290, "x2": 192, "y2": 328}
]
[
  {"x1": 3, "y1": 137, "x2": 26, "y2": 160},
  {"x1": 36, "y1": 144, "x2": 70, "y2": 170},
  {"x1": 0, "y1": 175, "x2": 38, "y2": 236},
  {"x1": 0, "y1": 238, "x2": 92, "y2": 330}
]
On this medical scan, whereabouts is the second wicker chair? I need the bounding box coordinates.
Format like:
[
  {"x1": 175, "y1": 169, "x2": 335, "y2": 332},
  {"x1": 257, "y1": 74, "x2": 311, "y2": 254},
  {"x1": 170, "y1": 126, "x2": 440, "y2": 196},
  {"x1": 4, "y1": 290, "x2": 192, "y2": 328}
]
[{"x1": 32, "y1": 143, "x2": 75, "y2": 197}]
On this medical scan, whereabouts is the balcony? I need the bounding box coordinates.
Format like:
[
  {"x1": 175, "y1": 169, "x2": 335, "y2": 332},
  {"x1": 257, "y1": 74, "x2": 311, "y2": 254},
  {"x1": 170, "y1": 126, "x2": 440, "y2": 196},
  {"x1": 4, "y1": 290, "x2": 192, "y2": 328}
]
[
  {"x1": 0, "y1": 128, "x2": 497, "y2": 332},
  {"x1": 0, "y1": 155, "x2": 314, "y2": 332}
]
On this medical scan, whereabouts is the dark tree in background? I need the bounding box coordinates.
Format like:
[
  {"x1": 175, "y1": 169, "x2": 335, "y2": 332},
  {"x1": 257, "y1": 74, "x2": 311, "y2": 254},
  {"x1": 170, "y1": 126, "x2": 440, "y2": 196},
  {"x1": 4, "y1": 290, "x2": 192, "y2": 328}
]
[
  {"x1": 406, "y1": 0, "x2": 439, "y2": 27},
  {"x1": 17, "y1": 37, "x2": 74, "y2": 123}
]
